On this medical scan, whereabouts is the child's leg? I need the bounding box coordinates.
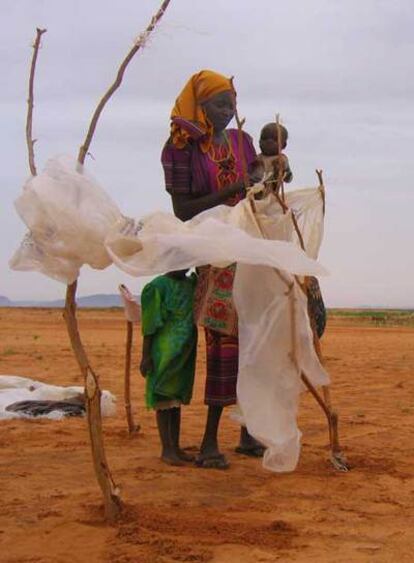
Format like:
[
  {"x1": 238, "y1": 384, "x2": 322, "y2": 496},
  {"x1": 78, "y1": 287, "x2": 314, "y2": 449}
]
[
  {"x1": 156, "y1": 408, "x2": 183, "y2": 466},
  {"x1": 170, "y1": 407, "x2": 194, "y2": 462}
]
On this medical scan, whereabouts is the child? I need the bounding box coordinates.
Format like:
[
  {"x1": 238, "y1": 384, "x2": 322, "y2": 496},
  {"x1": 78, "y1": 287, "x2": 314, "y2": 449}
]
[
  {"x1": 140, "y1": 269, "x2": 197, "y2": 466},
  {"x1": 250, "y1": 122, "x2": 293, "y2": 187}
]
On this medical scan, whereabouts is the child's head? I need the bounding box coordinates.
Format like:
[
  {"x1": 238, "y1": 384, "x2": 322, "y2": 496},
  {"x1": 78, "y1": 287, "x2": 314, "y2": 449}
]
[{"x1": 259, "y1": 123, "x2": 288, "y2": 156}]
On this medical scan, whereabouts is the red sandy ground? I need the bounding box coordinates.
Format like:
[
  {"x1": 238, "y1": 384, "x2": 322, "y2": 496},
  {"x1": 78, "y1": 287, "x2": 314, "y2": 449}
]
[{"x1": 0, "y1": 308, "x2": 414, "y2": 563}]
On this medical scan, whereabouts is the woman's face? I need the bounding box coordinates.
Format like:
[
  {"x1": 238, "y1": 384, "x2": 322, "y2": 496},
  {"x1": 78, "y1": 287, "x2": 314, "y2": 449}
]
[{"x1": 202, "y1": 91, "x2": 235, "y2": 133}]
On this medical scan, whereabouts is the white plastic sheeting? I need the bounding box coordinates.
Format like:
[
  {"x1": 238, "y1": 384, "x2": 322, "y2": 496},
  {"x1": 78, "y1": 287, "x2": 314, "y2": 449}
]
[
  {"x1": 106, "y1": 207, "x2": 326, "y2": 278},
  {"x1": 10, "y1": 156, "x2": 326, "y2": 283},
  {"x1": 232, "y1": 194, "x2": 329, "y2": 471},
  {"x1": 0, "y1": 375, "x2": 117, "y2": 420},
  {"x1": 10, "y1": 155, "x2": 329, "y2": 471},
  {"x1": 10, "y1": 156, "x2": 121, "y2": 284}
]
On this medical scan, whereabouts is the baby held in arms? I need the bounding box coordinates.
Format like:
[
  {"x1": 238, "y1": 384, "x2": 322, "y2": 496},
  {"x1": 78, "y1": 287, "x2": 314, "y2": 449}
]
[{"x1": 250, "y1": 122, "x2": 293, "y2": 192}]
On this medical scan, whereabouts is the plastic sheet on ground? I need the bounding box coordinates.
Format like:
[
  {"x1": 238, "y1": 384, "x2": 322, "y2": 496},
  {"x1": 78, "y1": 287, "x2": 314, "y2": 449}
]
[{"x1": 0, "y1": 375, "x2": 117, "y2": 420}]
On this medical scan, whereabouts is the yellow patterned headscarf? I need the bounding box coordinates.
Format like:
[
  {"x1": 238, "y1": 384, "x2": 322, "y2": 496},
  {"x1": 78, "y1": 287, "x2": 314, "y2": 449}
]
[{"x1": 170, "y1": 69, "x2": 233, "y2": 153}]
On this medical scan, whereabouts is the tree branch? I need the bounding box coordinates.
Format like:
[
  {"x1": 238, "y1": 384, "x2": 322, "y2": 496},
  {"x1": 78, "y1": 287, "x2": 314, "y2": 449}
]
[
  {"x1": 78, "y1": 0, "x2": 172, "y2": 165},
  {"x1": 26, "y1": 27, "x2": 47, "y2": 176}
]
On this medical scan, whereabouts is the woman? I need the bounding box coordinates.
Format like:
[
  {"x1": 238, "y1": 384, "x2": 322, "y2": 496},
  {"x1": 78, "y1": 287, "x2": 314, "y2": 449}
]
[{"x1": 161, "y1": 69, "x2": 264, "y2": 469}]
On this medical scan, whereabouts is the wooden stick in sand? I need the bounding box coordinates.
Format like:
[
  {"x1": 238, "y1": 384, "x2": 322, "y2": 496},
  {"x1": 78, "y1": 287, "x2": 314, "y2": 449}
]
[
  {"x1": 119, "y1": 284, "x2": 141, "y2": 435},
  {"x1": 25, "y1": 0, "x2": 172, "y2": 523},
  {"x1": 67, "y1": 0, "x2": 172, "y2": 521}
]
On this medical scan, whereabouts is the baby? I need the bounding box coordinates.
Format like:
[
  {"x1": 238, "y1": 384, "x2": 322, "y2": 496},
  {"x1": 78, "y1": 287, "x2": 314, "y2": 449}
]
[{"x1": 250, "y1": 122, "x2": 293, "y2": 187}]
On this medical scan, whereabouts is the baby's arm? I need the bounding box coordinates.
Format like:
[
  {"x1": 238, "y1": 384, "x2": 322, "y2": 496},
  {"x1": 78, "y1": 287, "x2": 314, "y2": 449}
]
[
  {"x1": 272, "y1": 154, "x2": 293, "y2": 183},
  {"x1": 284, "y1": 155, "x2": 293, "y2": 183}
]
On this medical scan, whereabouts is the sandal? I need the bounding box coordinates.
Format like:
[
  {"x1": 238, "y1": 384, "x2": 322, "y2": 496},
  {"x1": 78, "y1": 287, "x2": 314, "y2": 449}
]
[{"x1": 194, "y1": 453, "x2": 230, "y2": 469}]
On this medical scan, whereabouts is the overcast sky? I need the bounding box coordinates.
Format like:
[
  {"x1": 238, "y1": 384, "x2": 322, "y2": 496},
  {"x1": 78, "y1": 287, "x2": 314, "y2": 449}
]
[{"x1": 1, "y1": 0, "x2": 413, "y2": 307}]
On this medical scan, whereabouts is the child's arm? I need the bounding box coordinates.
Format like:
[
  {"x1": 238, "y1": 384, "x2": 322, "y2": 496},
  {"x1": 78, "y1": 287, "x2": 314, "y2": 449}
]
[{"x1": 140, "y1": 335, "x2": 154, "y2": 378}]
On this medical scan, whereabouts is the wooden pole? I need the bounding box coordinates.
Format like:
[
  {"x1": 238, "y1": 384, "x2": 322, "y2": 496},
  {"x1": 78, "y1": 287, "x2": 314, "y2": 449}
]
[
  {"x1": 124, "y1": 320, "x2": 139, "y2": 435},
  {"x1": 24, "y1": 0, "x2": 173, "y2": 523},
  {"x1": 69, "y1": 0, "x2": 172, "y2": 520},
  {"x1": 119, "y1": 284, "x2": 141, "y2": 435},
  {"x1": 63, "y1": 282, "x2": 122, "y2": 521}
]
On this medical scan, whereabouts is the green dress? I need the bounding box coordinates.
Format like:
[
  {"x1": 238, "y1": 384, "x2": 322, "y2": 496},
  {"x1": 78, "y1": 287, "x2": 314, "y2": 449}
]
[{"x1": 141, "y1": 274, "x2": 197, "y2": 409}]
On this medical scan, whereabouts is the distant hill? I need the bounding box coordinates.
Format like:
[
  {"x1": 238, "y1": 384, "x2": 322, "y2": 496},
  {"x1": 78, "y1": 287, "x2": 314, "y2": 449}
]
[{"x1": 0, "y1": 294, "x2": 140, "y2": 309}]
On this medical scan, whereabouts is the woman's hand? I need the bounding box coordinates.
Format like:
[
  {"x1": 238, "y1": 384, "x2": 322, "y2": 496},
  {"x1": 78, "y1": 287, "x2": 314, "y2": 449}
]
[
  {"x1": 226, "y1": 179, "x2": 246, "y2": 198},
  {"x1": 172, "y1": 180, "x2": 248, "y2": 221}
]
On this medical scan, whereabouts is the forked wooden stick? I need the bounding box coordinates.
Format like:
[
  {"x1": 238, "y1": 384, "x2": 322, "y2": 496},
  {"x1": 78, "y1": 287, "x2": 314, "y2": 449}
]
[
  {"x1": 25, "y1": 0, "x2": 172, "y2": 523},
  {"x1": 65, "y1": 0, "x2": 172, "y2": 521}
]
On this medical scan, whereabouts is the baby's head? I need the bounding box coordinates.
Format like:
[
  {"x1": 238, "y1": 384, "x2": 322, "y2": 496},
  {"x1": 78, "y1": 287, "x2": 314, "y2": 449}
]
[{"x1": 259, "y1": 123, "x2": 288, "y2": 156}]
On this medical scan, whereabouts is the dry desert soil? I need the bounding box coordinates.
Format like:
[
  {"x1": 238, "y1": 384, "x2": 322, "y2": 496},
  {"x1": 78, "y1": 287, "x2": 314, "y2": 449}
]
[{"x1": 0, "y1": 308, "x2": 414, "y2": 562}]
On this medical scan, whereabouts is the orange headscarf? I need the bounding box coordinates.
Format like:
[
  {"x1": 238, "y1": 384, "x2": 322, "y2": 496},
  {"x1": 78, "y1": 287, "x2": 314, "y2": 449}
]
[{"x1": 170, "y1": 69, "x2": 233, "y2": 153}]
